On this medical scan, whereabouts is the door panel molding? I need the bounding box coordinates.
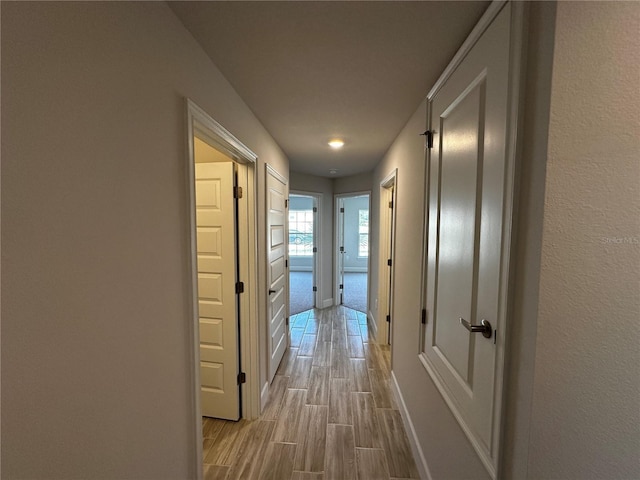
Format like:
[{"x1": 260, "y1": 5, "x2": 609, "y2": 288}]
[
  {"x1": 419, "y1": 2, "x2": 527, "y2": 478},
  {"x1": 266, "y1": 164, "x2": 288, "y2": 382}
]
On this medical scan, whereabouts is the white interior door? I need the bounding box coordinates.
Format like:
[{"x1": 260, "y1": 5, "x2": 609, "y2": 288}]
[
  {"x1": 267, "y1": 166, "x2": 287, "y2": 381},
  {"x1": 337, "y1": 199, "x2": 345, "y2": 304},
  {"x1": 195, "y1": 161, "x2": 239, "y2": 420},
  {"x1": 421, "y1": 3, "x2": 514, "y2": 476}
]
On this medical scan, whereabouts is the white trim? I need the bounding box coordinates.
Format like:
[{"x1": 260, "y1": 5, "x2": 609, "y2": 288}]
[
  {"x1": 334, "y1": 191, "x2": 371, "y2": 309},
  {"x1": 185, "y1": 99, "x2": 261, "y2": 478},
  {"x1": 265, "y1": 163, "x2": 289, "y2": 383},
  {"x1": 367, "y1": 310, "x2": 378, "y2": 340},
  {"x1": 377, "y1": 169, "x2": 398, "y2": 346},
  {"x1": 289, "y1": 190, "x2": 323, "y2": 309},
  {"x1": 260, "y1": 380, "x2": 270, "y2": 412},
  {"x1": 185, "y1": 100, "x2": 203, "y2": 480},
  {"x1": 426, "y1": 0, "x2": 508, "y2": 101},
  {"x1": 390, "y1": 372, "x2": 432, "y2": 480},
  {"x1": 266, "y1": 163, "x2": 287, "y2": 185},
  {"x1": 322, "y1": 298, "x2": 334, "y2": 309}
]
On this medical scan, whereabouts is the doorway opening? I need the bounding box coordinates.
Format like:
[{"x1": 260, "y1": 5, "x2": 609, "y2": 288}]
[
  {"x1": 377, "y1": 170, "x2": 397, "y2": 346},
  {"x1": 335, "y1": 192, "x2": 370, "y2": 314},
  {"x1": 186, "y1": 99, "x2": 259, "y2": 476},
  {"x1": 288, "y1": 193, "x2": 319, "y2": 315}
]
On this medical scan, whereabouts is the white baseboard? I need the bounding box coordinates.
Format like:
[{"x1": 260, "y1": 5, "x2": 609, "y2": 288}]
[
  {"x1": 322, "y1": 298, "x2": 333, "y2": 309},
  {"x1": 367, "y1": 310, "x2": 378, "y2": 340},
  {"x1": 390, "y1": 372, "x2": 432, "y2": 480},
  {"x1": 260, "y1": 381, "x2": 270, "y2": 413}
]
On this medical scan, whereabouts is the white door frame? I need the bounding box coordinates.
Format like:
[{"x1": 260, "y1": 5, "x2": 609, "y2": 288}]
[
  {"x1": 377, "y1": 170, "x2": 397, "y2": 345},
  {"x1": 185, "y1": 99, "x2": 260, "y2": 478},
  {"x1": 289, "y1": 190, "x2": 322, "y2": 310},
  {"x1": 334, "y1": 191, "x2": 372, "y2": 309}
]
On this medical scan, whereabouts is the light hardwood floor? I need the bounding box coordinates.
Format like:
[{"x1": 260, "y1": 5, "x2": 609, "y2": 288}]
[{"x1": 202, "y1": 306, "x2": 420, "y2": 480}]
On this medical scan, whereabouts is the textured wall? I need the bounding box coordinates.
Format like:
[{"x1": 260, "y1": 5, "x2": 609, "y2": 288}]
[
  {"x1": 527, "y1": 2, "x2": 640, "y2": 478},
  {"x1": 1, "y1": 3, "x2": 288, "y2": 478}
]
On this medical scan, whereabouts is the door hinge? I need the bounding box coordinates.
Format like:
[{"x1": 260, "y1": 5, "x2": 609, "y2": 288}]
[
  {"x1": 340, "y1": 207, "x2": 345, "y2": 213},
  {"x1": 233, "y1": 186, "x2": 243, "y2": 199},
  {"x1": 237, "y1": 372, "x2": 246, "y2": 385},
  {"x1": 387, "y1": 259, "x2": 392, "y2": 267},
  {"x1": 313, "y1": 286, "x2": 317, "y2": 292},
  {"x1": 313, "y1": 247, "x2": 318, "y2": 253},
  {"x1": 386, "y1": 314, "x2": 391, "y2": 323},
  {"x1": 285, "y1": 259, "x2": 288, "y2": 268},
  {"x1": 420, "y1": 130, "x2": 434, "y2": 149},
  {"x1": 235, "y1": 281, "x2": 244, "y2": 294},
  {"x1": 339, "y1": 284, "x2": 344, "y2": 290},
  {"x1": 421, "y1": 308, "x2": 427, "y2": 325},
  {"x1": 340, "y1": 246, "x2": 345, "y2": 252},
  {"x1": 285, "y1": 199, "x2": 288, "y2": 208},
  {"x1": 313, "y1": 207, "x2": 318, "y2": 213},
  {"x1": 389, "y1": 200, "x2": 393, "y2": 209},
  {"x1": 286, "y1": 317, "x2": 289, "y2": 326}
]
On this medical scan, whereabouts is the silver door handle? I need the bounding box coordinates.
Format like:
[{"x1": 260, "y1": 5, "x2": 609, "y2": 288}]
[
  {"x1": 268, "y1": 289, "x2": 276, "y2": 295},
  {"x1": 459, "y1": 318, "x2": 492, "y2": 339}
]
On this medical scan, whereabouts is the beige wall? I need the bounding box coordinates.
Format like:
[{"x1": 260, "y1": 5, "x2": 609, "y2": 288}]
[
  {"x1": 527, "y1": 2, "x2": 640, "y2": 478},
  {"x1": 1, "y1": 2, "x2": 288, "y2": 478},
  {"x1": 334, "y1": 172, "x2": 373, "y2": 194}
]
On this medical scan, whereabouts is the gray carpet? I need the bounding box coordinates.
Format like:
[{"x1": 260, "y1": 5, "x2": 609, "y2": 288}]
[
  {"x1": 343, "y1": 272, "x2": 368, "y2": 313},
  {"x1": 289, "y1": 271, "x2": 314, "y2": 315},
  {"x1": 289, "y1": 271, "x2": 368, "y2": 314}
]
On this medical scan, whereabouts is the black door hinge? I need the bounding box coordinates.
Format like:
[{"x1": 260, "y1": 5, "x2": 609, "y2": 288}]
[
  {"x1": 237, "y1": 372, "x2": 246, "y2": 384},
  {"x1": 285, "y1": 199, "x2": 288, "y2": 208},
  {"x1": 286, "y1": 317, "x2": 289, "y2": 326},
  {"x1": 339, "y1": 284, "x2": 344, "y2": 290},
  {"x1": 386, "y1": 314, "x2": 391, "y2": 323},
  {"x1": 421, "y1": 308, "x2": 427, "y2": 325},
  {"x1": 340, "y1": 246, "x2": 345, "y2": 252},
  {"x1": 313, "y1": 207, "x2": 318, "y2": 213},
  {"x1": 389, "y1": 200, "x2": 393, "y2": 209},
  {"x1": 233, "y1": 186, "x2": 243, "y2": 199},
  {"x1": 313, "y1": 247, "x2": 318, "y2": 253},
  {"x1": 421, "y1": 130, "x2": 434, "y2": 149},
  {"x1": 387, "y1": 259, "x2": 392, "y2": 267},
  {"x1": 340, "y1": 207, "x2": 344, "y2": 213},
  {"x1": 235, "y1": 281, "x2": 244, "y2": 294},
  {"x1": 285, "y1": 259, "x2": 288, "y2": 268},
  {"x1": 313, "y1": 286, "x2": 317, "y2": 292}
]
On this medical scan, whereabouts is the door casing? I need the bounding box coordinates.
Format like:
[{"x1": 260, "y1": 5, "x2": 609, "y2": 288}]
[
  {"x1": 377, "y1": 170, "x2": 397, "y2": 346},
  {"x1": 185, "y1": 99, "x2": 259, "y2": 479},
  {"x1": 289, "y1": 191, "x2": 321, "y2": 311},
  {"x1": 334, "y1": 191, "x2": 372, "y2": 310}
]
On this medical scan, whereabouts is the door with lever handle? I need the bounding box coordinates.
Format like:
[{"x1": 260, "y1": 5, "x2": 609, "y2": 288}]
[{"x1": 459, "y1": 318, "x2": 492, "y2": 339}]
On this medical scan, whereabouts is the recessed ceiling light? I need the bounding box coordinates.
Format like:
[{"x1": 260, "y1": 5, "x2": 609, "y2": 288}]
[
  {"x1": 329, "y1": 169, "x2": 338, "y2": 175},
  {"x1": 328, "y1": 139, "x2": 344, "y2": 149}
]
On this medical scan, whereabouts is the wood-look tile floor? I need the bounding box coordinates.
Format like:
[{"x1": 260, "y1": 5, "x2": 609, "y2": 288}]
[{"x1": 202, "y1": 306, "x2": 420, "y2": 480}]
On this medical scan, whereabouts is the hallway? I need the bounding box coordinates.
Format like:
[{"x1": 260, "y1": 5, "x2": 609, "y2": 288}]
[{"x1": 202, "y1": 306, "x2": 419, "y2": 479}]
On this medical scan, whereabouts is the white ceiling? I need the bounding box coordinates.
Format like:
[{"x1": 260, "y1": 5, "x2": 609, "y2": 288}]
[{"x1": 169, "y1": 1, "x2": 489, "y2": 178}]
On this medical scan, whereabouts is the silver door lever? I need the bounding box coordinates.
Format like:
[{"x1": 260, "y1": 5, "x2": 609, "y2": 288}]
[{"x1": 459, "y1": 317, "x2": 493, "y2": 339}]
